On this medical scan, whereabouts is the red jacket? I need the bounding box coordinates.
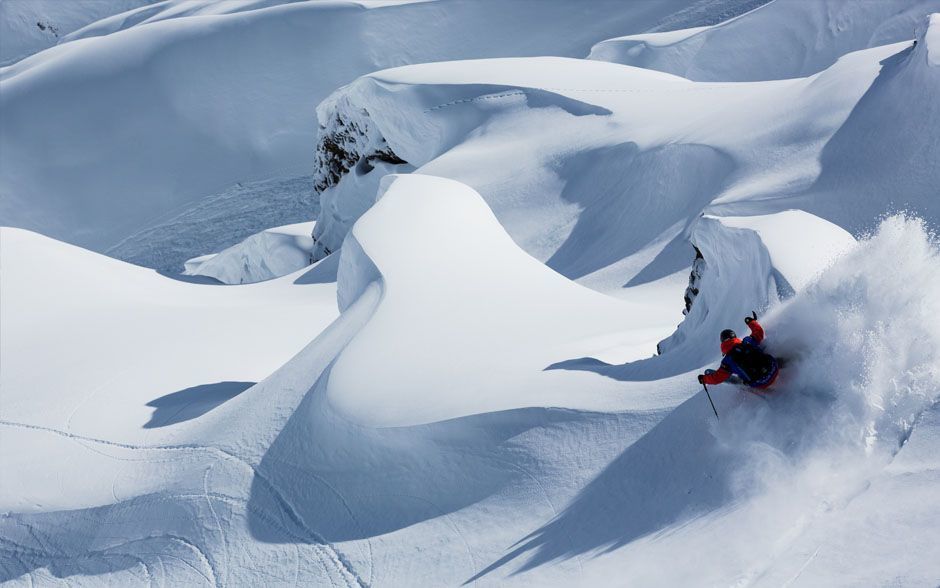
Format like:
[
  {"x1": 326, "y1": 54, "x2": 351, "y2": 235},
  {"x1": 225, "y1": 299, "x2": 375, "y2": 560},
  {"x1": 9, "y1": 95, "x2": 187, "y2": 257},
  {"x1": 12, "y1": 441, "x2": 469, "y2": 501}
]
[{"x1": 701, "y1": 320, "x2": 766, "y2": 386}]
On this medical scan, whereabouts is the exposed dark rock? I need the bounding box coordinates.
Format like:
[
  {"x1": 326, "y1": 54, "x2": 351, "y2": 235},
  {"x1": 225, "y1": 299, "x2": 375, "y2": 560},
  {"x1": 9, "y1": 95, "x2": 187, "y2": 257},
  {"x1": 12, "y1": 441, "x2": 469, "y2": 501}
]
[
  {"x1": 657, "y1": 245, "x2": 705, "y2": 355},
  {"x1": 309, "y1": 101, "x2": 410, "y2": 262},
  {"x1": 312, "y1": 108, "x2": 407, "y2": 195},
  {"x1": 683, "y1": 246, "x2": 705, "y2": 316}
]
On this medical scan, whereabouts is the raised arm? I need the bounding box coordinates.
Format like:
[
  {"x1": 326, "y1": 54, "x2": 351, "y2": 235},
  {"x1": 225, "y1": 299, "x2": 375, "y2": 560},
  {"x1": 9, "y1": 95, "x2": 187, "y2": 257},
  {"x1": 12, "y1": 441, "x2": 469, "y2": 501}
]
[{"x1": 744, "y1": 311, "x2": 764, "y2": 343}]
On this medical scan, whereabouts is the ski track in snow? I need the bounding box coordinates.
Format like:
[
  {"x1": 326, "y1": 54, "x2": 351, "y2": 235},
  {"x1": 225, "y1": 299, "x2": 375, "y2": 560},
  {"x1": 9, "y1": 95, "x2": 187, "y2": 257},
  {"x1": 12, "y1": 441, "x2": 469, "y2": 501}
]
[
  {"x1": 0, "y1": 419, "x2": 366, "y2": 588},
  {"x1": 1, "y1": 531, "x2": 215, "y2": 587}
]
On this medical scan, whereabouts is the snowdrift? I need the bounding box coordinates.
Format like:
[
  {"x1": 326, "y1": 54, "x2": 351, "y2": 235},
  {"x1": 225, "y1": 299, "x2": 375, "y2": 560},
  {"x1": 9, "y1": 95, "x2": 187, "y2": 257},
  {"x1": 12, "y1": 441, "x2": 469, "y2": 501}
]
[
  {"x1": 311, "y1": 37, "x2": 922, "y2": 297},
  {"x1": 589, "y1": 0, "x2": 940, "y2": 81},
  {"x1": 4, "y1": 5, "x2": 940, "y2": 587},
  {"x1": 0, "y1": 0, "x2": 706, "y2": 253},
  {"x1": 655, "y1": 211, "x2": 855, "y2": 369},
  {"x1": 0, "y1": 226, "x2": 338, "y2": 445},
  {"x1": 327, "y1": 174, "x2": 684, "y2": 426},
  {"x1": 183, "y1": 221, "x2": 316, "y2": 284},
  {"x1": 5, "y1": 171, "x2": 938, "y2": 585},
  {"x1": 0, "y1": 226, "x2": 340, "y2": 583},
  {"x1": 805, "y1": 13, "x2": 940, "y2": 233}
]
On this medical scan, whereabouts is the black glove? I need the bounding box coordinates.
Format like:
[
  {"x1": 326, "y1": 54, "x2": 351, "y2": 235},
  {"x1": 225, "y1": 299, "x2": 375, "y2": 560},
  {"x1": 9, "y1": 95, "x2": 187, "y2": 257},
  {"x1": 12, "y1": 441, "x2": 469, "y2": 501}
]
[
  {"x1": 744, "y1": 310, "x2": 757, "y2": 325},
  {"x1": 697, "y1": 374, "x2": 705, "y2": 384}
]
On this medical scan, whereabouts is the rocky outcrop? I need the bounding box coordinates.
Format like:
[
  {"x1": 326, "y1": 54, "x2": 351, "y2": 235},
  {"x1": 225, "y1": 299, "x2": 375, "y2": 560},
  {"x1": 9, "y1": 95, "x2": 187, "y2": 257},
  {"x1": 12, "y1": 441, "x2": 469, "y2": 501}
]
[
  {"x1": 656, "y1": 245, "x2": 707, "y2": 356},
  {"x1": 682, "y1": 246, "x2": 705, "y2": 316},
  {"x1": 311, "y1": 96, "x2": 408, "y2": 260}
]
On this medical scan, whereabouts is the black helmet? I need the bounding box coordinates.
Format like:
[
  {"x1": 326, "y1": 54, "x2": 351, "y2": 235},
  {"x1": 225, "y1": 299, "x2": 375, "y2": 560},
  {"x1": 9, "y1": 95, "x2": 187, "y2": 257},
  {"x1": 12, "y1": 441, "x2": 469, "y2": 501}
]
[{"x1": 720, "y1": 329, "x2": 737, "y2": 342}]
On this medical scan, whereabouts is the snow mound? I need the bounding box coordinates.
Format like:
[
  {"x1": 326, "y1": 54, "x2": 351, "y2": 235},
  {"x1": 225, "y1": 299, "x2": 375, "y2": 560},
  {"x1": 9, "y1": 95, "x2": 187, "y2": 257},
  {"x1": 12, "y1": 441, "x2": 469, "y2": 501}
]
[
  {"x1": 183, "y1": 221, "x2": 315, "y2": 284},
  {"x1": 0, "y1": 175, "x2": 684, "y2": 585},
  {"x1": 329, "y1": 174, "x2": 682, "y2": 426},
  {"x1": 310, "y1": 42, "x2": 909, "y2": 291},
  {"x1": 589, "y1": 0, "x2": 940, "y2": 81},
  {"x1": 0, "y1": 226, "x2": 338, "y2": 444}
]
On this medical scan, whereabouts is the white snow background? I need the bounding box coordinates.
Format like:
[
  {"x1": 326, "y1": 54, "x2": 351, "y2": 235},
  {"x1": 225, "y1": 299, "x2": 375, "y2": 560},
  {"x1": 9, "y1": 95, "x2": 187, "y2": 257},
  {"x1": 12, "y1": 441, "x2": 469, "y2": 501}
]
[{"x1": 1, "y1": 1, "x2": 940, "y2": 586}]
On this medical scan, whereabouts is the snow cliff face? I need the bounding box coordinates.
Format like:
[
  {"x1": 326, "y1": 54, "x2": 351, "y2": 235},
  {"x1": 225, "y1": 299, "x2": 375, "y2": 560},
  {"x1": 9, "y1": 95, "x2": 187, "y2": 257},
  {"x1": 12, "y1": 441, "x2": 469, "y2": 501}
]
[
  {"x1": 655, "y1": 211, "x2": 855, "y2": 367},
  {"x1": 926, "y1": 13, "x2": 940, "y2": 65},
  {"x1": 655, "y1": 245, "x2": 704, "y2": 355},
  {"x1": 654, "y1": 216, "x2": 775, "y2": 365},
  {"x1": 313, "y1": 101, "x2": 407, "y2": 196}
]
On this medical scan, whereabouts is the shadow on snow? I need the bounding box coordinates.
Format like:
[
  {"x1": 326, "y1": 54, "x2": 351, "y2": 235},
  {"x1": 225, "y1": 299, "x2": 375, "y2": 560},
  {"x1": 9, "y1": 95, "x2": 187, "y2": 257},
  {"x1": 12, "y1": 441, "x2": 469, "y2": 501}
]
[{"x1": 143, "y1": 381, "x2": 255, "y2": 428}]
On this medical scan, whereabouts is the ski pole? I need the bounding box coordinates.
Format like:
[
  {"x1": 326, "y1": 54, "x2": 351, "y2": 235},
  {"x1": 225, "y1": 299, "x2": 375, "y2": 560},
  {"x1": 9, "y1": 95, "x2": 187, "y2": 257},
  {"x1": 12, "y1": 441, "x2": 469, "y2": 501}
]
[{"x1": 702, "y1": 383, "x2": 719, "y2": 420}]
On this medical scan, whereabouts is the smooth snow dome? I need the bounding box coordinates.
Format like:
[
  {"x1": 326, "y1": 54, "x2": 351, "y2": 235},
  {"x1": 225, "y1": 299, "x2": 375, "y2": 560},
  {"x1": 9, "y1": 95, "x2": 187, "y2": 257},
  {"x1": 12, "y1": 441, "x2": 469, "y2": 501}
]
[
  {"x1": 3, "y1": 2, "x2": 940, "y2": 587},
  {"x1": 329, "y1": 175, "x2": 682, "y2": 426}
]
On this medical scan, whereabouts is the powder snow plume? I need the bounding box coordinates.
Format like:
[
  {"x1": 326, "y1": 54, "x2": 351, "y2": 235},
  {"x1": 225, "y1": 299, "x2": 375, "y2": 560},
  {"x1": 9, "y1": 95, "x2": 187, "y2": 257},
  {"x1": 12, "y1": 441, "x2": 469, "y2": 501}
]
[
  {"x1": 610, "y1": 215, "x2": 940, "y2": 586},
  {"x1": 712, "y1": 215, "x2": 940, "y2": 560},
  {"x1": 736, "y1": 215, "x2": 940, "y2": 458}
]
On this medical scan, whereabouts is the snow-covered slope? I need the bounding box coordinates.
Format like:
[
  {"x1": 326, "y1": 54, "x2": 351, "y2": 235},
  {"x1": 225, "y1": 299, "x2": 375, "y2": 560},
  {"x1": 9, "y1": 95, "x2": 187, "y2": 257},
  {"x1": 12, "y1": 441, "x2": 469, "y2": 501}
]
[
  {"x1": 4, "y1": 175, "x2": 938, "y2": 585},
  {"x1": 106, "y1": 174, "x2": 318, "y2": 274},
  {"x1": 0, "y1": 226, "x2": 339, "y2": 444},
  {"x1": 311, "y1": 33, "x2": 934, "y2": 294},
  {"x1": 0, "y1": 0, "x2": 158, "y2": 66},
  {"x1": 4, "y1": 4, "x2": 940, "y2": 587},
  {"x1": 0, "y1": 0, "x2": 707, "y2": 253},
  {"x1": 589, "y1": 0, "x2": 940, "y2": 81},
  {"x1": 804, "y1": 14, "x2": 940, "y2": 232}
]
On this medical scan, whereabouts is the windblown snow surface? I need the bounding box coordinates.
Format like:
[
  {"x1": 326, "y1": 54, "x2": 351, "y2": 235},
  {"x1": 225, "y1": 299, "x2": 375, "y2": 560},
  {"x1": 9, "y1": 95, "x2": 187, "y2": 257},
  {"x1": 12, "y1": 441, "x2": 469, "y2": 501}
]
[{"x1": 3, "y1": 2, "x2": 940, "y2": 587}]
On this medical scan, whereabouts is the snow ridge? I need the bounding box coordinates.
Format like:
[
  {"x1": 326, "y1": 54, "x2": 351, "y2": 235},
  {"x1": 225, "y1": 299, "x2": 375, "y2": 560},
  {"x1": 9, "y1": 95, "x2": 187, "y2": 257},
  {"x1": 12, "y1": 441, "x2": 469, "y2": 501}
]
[{"x1": 589, "y1": 0, "x2": 940, "y2": 81}]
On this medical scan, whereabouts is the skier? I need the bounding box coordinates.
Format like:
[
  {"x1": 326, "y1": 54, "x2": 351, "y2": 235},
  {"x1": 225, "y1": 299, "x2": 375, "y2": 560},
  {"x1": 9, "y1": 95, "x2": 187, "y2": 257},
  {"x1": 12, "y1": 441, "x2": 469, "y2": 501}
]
[{"x1": 697, "y1": 311, "x2": 779, "y2": 390}]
